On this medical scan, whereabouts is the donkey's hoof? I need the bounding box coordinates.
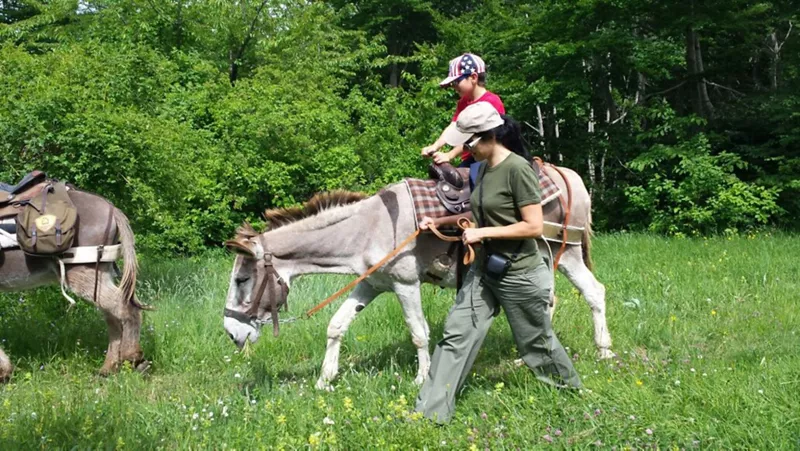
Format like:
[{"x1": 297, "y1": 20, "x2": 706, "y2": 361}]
[
  {"x1": 135, "y1": 360, "x2": 152, "y2": 374},
  {"x1": 315, "y1": 378, "x2": 335, "y2": 392},
  {"x1": 414, "y1": 374, "x2": 426, "y2": 385},
  {"x1": 513, "y1": 358, "x2": 525, "y2": 367},
  {"x1": 0, "y1": 365, "x2": 13, "y2": 383},
  {"x1": 98, "y1": 364, "x2": 119, "y2": 377},
  {"x1": 598, "y1": 348, "x2": 615, "y2": 360}
]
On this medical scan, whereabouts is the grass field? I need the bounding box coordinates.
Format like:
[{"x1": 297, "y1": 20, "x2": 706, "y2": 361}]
[{"x1": 1, "y1": 233, "x2": 798, "y2": 449}]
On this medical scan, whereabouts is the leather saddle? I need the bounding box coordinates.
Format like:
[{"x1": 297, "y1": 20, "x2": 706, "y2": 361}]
[
  {"x1": 429, "y1": 163, "x2": 471, "y2": 215},
  {"x1": 0, "y1": 171, "x2": 48, "y2": 218},
  {"x1": 0, "y1": 171, "x2": 46, "y2": 198}
]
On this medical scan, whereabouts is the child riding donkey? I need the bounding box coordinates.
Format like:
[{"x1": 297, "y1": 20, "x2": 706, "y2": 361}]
[{"x1": 422, "y1": 53, "x2": 505, "y2": 188}]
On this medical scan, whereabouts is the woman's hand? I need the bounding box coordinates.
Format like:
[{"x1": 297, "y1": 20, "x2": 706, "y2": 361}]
[
  {"x1": 462, "y1": 227, "x2": 484, "y2": 244},
  {"x1": 419, "y1": 216, "x2": 435, "y2": 230}
]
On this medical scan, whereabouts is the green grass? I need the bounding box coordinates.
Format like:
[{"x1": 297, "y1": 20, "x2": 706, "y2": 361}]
[{"x1": 1, "y1": 233, "x2": 799, "y2": 449}]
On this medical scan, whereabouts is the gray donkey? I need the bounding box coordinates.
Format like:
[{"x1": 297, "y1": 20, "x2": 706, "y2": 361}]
[
  {"x1": 223, "y1": 165, "x2": 611, "y2": 390},
  {"x1": 0, "y1": 189, "x2": 145, "y2": 380}
]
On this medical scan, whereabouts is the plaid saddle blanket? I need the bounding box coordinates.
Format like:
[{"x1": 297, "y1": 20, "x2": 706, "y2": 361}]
[{"x1": 405, "y1": 162, "x2": 562, "y2": 226}]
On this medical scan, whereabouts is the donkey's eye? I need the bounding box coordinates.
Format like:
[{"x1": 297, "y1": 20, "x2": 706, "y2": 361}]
[{"x1": 235, "y1": 276, "x2": 250, "y2": 285}]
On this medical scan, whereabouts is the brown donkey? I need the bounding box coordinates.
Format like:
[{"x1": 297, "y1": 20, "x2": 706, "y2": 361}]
[{"x1": 0, "y1": 189, "x2": 145, "y2": 380}]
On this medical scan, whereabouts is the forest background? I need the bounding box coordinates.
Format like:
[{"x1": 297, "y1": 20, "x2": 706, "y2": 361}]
[{"x1": 1, "y1": 0, "x2": 798, "y2": 253}]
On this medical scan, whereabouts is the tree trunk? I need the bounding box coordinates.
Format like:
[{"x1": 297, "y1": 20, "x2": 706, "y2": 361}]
[
  {"x1": 229, "y1": 0, "x2": 270, "y2": 86},
  {"x1": 636, "y1": 72, "x2": 646, "y2": 104},
  {"x1": 535, "y1": 104, "x2": 550, "y2": 159},
  {"x1": 174, "y1": 0, "x2": 183, "y2": 50},
  {"x1": 751, "y1": 54, "x2": 763, "y2": 91},
  {"x1": 587, "y1": 106, "x2": 596, "y2": 198},
  {"x1": 769, "y1": 31, "x2": 780, "y2": 90},
  {"x1": 389, "y1": 62, "x2": 399, "y2": 88},
  {"x1": 685, "y1": 26, "x2": 715, "y2": 118}
]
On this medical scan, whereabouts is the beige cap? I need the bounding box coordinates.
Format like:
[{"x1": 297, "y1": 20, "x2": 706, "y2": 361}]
[{"x1": 442, "y1": 102, "x2": 504, "y2": 146}]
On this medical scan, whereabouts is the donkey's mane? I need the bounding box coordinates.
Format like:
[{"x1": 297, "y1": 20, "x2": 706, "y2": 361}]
[{"x1": 233, "y1": 190, "x2": 367, "y2": 240}]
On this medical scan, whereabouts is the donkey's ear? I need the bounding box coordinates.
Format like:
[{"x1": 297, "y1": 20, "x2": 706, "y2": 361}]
[{"x1": 224, "y1": 239, "x2": 256, "y2": 258}]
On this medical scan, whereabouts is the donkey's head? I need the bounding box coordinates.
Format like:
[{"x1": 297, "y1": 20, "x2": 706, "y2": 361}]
[{"x1": 223, "y1": 225, "x2": 289, "y2": 348}]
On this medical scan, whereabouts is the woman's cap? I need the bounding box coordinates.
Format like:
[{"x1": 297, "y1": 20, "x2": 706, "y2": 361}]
[
  {"x1": 442, "y1": 102, "x2": 504, "y2": 146},
  {"x1": 439, "y1": 53, "x2": 487, "y2": 87}
]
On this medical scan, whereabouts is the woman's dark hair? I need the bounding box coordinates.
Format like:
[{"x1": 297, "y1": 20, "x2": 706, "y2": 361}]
[{"x1": 477, "y1": 114, "x2": 529, "y2": 160}]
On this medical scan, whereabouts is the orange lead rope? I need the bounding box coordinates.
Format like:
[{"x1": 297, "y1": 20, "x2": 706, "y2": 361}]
[
  {"x1": 305, "y1": 229, "x2": 421, "y2": 318},
  {"x1": 304, "y1": 219, "x2": 478, "y2": 319},
  {"x1": 427, "y1": 218, "x2": 476, "y2": 265}
]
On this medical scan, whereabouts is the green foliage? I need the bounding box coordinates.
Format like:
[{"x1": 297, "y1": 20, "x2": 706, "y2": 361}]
[
  {"x1": 625, "y1": 105, "x2": 781, "y2": 235},
  {"x1": 1, "y1": 0, "x2": 799, "y2": 252}
]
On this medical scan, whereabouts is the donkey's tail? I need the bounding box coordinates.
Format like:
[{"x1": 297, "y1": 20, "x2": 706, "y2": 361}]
[
  {"x1": 582, "y1": 211, "x2": 594, "y2": 272},
  {"x1": 113, "y1": 208, "x2": 150, "y2": 310}
]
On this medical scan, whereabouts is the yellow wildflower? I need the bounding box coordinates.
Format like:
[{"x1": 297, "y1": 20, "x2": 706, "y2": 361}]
[
  {"x1": 276, "y1": 414, "x2": 286, "y2": 425},
  {"x1": 343, "y1": 397, "x2": 353, "y2": 412},
  {"x1": 636, "y1": 380, "x2": 643, "y2": 387},
  {"x1": 308, "y1": 433, "x2": 321, "y2": 447},
  {"x1": 711, "y1": 310, "x2": 717, "y2": 316}
]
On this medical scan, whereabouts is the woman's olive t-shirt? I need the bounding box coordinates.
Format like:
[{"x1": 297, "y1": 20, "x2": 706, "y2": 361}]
[{"x1": 471, "y1": 153, "x2": 544, "y2": 273}]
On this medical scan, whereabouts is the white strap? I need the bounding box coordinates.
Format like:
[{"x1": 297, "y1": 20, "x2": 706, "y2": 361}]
[
  {"x1": 60, "y1": 244, "x2": 122, "y2": 264},
  {"x1": 57, "y1": 258, "x2": 77, "y2": 306}
]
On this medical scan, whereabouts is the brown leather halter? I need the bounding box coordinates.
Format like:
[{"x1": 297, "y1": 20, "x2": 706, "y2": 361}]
[{"x1": 224, "y1": 235, "x2": 289, "y2": 337}]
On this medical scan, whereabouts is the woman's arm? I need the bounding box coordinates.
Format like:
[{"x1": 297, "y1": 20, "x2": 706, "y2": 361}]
[{"x1": 463, "y1": 203, "x2": 542, "y2": 244}]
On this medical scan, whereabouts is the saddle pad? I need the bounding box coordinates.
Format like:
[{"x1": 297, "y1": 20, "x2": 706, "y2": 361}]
[
  {"x1": 404, "y1": 167, "x2": 562, "y2": 226},
  {"x1": 0, "y1": 218, "x2": 18, "y2": 249}
]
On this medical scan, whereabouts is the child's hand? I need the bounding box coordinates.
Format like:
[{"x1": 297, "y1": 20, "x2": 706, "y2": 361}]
[
  {"x1": 433, "y1": 152, "x2": 452, "y2": 165},
  {"x1": 421, "y1": 145, "x2": 439, "y2": 157}
]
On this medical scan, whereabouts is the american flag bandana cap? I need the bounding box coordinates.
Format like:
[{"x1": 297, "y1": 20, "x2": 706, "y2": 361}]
[{"x1": 439, "y1": 53, "x2": 486, "y2": 87}]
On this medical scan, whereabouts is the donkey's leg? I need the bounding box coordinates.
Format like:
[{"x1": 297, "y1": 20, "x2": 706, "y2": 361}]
[
  {"x1": 393, "y1": 282, "x2": 431, "y2": 385},
  {"x1": 0, "y1": 347, "x2": 13, "y2": 382},
  {"x1": 118, "y1": 295, "x2": 143, "y2": 366},
  {"x1": 557, "y1": 246, "x2": 613, "y2": 359},
  {"x1": 66, "y1": 265, "x2": 141, "y2": 374},
  {"x1": 317, "y1": 282, "x2": 381, "y2": 391}
]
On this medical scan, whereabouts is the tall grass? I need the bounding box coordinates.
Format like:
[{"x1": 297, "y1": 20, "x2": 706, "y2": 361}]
[{"x1": 0, "y1": 233, "x2": 798, "y2": 448}]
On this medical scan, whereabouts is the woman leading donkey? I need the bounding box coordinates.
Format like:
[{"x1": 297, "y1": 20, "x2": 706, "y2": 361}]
[{"x1": 415, "y1": 103, "x2": 582, "y2": 423}]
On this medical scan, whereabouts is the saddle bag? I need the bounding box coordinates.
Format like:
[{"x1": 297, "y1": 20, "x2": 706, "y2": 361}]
[{"x1": 15, "y1": 182, "x2": 77, "y2": 255}]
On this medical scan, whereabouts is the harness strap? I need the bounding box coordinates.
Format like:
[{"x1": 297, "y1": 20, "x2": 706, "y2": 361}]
[
  {"x1": 93, "y1": 203, "x2": 115, "y2": 303},
  {"x1": 533, "y1": 157, "x2": 573, "y2": 270}
]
